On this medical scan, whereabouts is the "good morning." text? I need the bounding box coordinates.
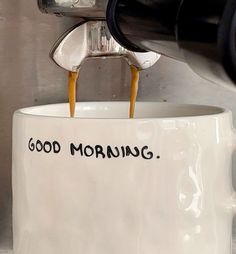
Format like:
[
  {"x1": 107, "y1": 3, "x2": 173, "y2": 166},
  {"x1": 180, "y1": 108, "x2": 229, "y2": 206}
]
[{"x1": 28, "y1": 138, "x2": 160, "y2": 160}]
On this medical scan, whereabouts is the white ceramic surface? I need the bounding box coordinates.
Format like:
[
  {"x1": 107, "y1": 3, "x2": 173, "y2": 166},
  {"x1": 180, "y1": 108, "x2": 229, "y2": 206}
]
[{"x1": 12, "y1": 102, "x2": 236, "y2": 254}]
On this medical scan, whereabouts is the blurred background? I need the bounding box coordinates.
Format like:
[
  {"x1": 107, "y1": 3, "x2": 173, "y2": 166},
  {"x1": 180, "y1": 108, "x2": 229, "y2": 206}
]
[{"x1": 1, "y1": 0, "x2": 236, "y2": 252}]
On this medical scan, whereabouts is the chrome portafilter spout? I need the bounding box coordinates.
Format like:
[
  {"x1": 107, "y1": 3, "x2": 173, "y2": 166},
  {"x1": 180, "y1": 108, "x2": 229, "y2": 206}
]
[{"x1": 50, "y1": 21, "x2": 160, "y2": 71}]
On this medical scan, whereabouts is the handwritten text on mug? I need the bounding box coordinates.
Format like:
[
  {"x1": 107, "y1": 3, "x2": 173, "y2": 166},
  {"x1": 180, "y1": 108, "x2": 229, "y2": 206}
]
[{"x1": 28, "y1": 138, "x2": 160, "y2": 160}]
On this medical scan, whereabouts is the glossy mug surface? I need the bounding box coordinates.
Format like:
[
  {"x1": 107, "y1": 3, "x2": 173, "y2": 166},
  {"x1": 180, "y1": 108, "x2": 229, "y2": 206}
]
[{"x1": 12, "y1": 102, "x2": 236, "y2": 254}]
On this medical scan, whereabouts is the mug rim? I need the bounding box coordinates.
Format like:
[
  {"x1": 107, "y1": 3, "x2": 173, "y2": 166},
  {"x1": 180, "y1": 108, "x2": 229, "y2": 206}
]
[{"x1": 14, "y1": 101, "x2": 229, "y2": 120}]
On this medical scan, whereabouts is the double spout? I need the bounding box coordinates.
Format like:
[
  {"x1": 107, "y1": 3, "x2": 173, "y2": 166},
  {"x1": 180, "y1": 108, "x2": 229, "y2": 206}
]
[{"x1": 51, "y1": 20, "x2": 160, "y2": 71}]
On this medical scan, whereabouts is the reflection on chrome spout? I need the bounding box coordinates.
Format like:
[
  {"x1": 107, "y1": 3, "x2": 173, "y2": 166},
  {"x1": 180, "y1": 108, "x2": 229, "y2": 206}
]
[
  {"x1": 50, "y1": 21, "x2": 160, "y2": 71},
  {"x1": 38, "y1": 0, "x2": 107, "y2": 17}
]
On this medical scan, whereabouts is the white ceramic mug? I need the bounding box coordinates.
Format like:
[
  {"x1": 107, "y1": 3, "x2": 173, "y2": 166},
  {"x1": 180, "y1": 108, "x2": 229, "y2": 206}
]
[{"x1": 12, "y1": 102, "x2": 236, "y2": 254}]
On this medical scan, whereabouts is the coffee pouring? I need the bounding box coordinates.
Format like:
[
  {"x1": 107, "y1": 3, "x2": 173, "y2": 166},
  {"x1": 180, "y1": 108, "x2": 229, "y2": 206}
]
[
  {"x1": 10, "y1": 1, "x2": 236, "y2": 254},
  {"x1": 38, "y1": 0, "x2": 236, "y2": 87},
  {"x1": 38, "y1": 0, "x2": 161, "y2": 119}
]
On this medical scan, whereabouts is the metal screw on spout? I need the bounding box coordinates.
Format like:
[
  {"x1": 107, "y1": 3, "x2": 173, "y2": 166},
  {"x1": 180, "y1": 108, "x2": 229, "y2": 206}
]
[{"x1": 50, "y1": 21, "x2": 160, "y2": 72}]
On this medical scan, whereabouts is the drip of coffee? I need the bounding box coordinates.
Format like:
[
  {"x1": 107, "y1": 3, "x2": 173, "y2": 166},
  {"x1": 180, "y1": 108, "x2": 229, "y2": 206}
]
[
  {"x1": 68, "y1": 71, "x2": 79, "y2": 117},
  {"x1": 129, "y1": 66, "x2": 140, "y2": 118},
  {"x1": 68, "y1": 66, "x2": 140, "y2": 118}
]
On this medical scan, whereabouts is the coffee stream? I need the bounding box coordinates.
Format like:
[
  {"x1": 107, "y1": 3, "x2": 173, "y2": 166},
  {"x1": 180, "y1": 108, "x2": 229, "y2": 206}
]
[
  {"x1": 68, "y1": 71, "x2": 79, "y2": 118},
  {"x1": 129, "y1": 66, "x2": 140, "y2": 118},
  {"x1": 68, "y1": 66, "x2": 140, "y2": 118}
]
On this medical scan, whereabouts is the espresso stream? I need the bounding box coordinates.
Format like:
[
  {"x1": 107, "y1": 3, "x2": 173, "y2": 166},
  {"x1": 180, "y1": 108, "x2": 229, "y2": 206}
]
[
  {"x1": 68, "y1": 66, "x2": 140, "y2": 118},
  {"x1": 129, "y1": 66, "x2": 139, "y2": 118},
  {"x1": 68, "y1": 71, "x2": 79, "y2": 118}
]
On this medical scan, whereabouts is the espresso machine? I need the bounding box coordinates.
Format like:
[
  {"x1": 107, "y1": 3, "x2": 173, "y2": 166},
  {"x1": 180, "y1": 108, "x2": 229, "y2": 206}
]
[{"x1": 38, "y1": 0, "x2": 236, "y2": 86}]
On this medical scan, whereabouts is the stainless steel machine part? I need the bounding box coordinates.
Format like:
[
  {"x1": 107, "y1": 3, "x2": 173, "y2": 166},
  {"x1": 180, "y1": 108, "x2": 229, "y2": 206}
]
[
  {"x1": 51, "y1": 21, "x2": 160, "y2": 71},
  {"x1": 38, "y1": 0, "x2": 236, "y2": 86}
]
